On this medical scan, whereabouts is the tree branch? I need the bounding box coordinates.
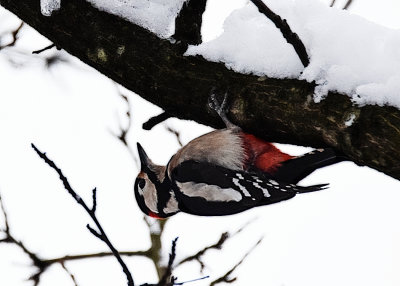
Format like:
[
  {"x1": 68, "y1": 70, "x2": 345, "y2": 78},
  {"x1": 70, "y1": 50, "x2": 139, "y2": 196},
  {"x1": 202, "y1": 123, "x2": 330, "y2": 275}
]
[
  {"x1": 31, "y1": 144, "x2": 135, "y2": 286},
  {"x1": 1, "y1": 0, "x2": 399, "y2": 180}
]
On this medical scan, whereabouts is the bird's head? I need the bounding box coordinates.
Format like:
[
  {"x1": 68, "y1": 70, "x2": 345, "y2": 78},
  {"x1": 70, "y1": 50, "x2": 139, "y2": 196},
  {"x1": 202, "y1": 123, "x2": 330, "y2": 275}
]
[{"x1": 134, "y1": 143, "x2": 179, "y2": 219}]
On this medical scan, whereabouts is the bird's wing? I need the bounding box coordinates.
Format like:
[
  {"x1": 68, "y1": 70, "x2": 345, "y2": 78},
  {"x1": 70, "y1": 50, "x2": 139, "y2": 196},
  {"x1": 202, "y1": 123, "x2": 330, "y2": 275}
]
[{"x1": 170, "y1": 160, "x2": 327, "y2": 216}]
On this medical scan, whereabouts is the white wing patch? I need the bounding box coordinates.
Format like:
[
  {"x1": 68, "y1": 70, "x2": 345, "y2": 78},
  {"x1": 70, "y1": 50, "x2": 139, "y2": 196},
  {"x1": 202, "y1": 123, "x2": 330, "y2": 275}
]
[
  {"x1": 252, "y1": 182, "x2": 271, "y2": 197},
  {"x1": 178, "y1": 182, "x2": 242, "y2": 202},
  {"x1": 232, "y1": 177, "x2": 251, "y2": 197}
]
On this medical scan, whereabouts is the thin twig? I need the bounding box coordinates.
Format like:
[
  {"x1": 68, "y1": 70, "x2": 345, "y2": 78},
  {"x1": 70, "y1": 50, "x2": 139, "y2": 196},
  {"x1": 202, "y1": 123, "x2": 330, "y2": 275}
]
[
  {"x1": 210, "y1": 238, "x2": 263, "y2": 286},
  {"x1": 91, "y1": 188, "x2": 97, "y2": 213},
  {"x1": 330, "y1": 0, "x2": 336, "y2": 7},
  {"x1": 0, "y1": 192, "x2": 49, "y2": 285},
  {"x1": 32, "y1": 43, "x2": 56, "y2": 54},
  {"x1": 343, "y1": 0, "x2": 354, "y2": 10},
  {"x1": 158, "y1": 237, "x2": 179, "y2": 286},
  {"x1": 177, "y1": 232, "x2": 229, "y2": 271},
  {"x1": 249, "y1": 0, "x2": 310, "y2": 67},
  {"x1": 60, "y1": 262, "x2": 79, "y2": 286},
  {"x1": 31, "y1": 143, "x2": 135, "y2": 286},
  {"x1": 165, "y1": 126, "x2": 183, "y2": 147},
  {"x1": 177, "y1": 218, "x2": 257, "y2": 271},
  {"x1": 143, "y1": 112, "x2": 172, "y2": 130},
  {"x1": 112, "y1": 88, "x2": 138, "y2": 167},
  {"x1": 0, "y1": 22, "x2": 24, "y2": 50},
  {"x1": 0, "y1": 193, "x2": 10, "y2": 233}
]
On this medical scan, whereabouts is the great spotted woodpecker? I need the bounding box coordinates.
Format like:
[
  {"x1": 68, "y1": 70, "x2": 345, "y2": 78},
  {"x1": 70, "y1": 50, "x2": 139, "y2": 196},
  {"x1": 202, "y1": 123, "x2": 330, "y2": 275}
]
[{"x1": 134, "y1": 94, "x2": 345, "y2": 218}]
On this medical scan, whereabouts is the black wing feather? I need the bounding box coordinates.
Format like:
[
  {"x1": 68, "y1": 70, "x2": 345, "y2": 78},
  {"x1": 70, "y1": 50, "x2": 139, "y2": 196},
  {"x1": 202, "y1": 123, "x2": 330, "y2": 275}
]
[{"x1": 170, "y1": 160, "x2": 328, "y2": 216}]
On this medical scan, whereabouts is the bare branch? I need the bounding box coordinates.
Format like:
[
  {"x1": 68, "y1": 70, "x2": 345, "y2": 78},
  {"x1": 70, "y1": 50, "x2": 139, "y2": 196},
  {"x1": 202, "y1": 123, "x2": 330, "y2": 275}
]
[
  {"x1": 86, "y1": 224, "x2": 103, "y2": 240},
  {"x1": 210, "y1": 238, "x2": 263, "y2": 286},
  {"x1": 143, "y1": 112, "x2": 172, "y2": 131},
  {"x1": 0, "y1": 192, "x2": 10, "y2": 233},
  {"x1": 343, "y1": 0, "x2": 354, "y2": 10},
  {"x1": 249, "y1": 0, "x2": 309, "y2": 67},
  {"x1": 60, "y1": 262, "x2": 79, "y2": 286},
  {"x1": 177, "y1": 219, "x2": 257, "y2": 271},
  {"x1": 158, "y1": 237, "x2": 179, "y2": 286},
  {"x1": 165, "y1": 125, "x2": 183, "y2": 147},
  {"x1": 32, "y1": 43, "x2": 56, "y2": 54},
  {"x1": 112, "y1": 88, "x2": 139, "y2": 167},
  {"x1": 0, "y1": 21, "x2": 24, "y2": 50},
  {"x1": 31, "y1": 143, "x2": 135, "y2": 286},
  {"x1": 115, "y1": 91, "x2": 133, "y2": 146},
  {"x1": 0, "y1": 192, "x2": 50, "y2": 285},
  {"x1": 91, "y1": 188, "x2": 97, "y2": 213},
  {"x1": 330, "y1": 0, "x2": 336, "y2": 7},
  {"x1": 177, "y1": 232, "x2": 228, "y2": 271},
  {"x1": 44, "y1": 250, "x2": 150, "y2": 265}
]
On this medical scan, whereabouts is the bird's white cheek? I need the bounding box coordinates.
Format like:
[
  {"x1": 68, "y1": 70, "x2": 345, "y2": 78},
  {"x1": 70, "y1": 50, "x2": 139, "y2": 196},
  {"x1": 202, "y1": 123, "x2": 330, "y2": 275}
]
[{"x1": 143, "y1": 185, "x2": 159, "y2": 213}]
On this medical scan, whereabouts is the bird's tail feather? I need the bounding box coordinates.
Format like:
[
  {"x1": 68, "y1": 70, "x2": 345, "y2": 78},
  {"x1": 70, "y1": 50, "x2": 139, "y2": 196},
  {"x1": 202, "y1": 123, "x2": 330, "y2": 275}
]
[
  {"x1": 272, "y1": 148, "x2": 347, "y2": 184},
  {"x1": 294, "y1": 183, "x2": 329, "y2": 193}
]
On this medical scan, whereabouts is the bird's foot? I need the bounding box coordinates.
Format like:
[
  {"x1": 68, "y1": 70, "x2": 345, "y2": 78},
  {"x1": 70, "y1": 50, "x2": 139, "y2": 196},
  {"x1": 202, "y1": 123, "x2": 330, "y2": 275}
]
[{"x1": 208, "y1": 92, "x2": 236, "y2": 129}]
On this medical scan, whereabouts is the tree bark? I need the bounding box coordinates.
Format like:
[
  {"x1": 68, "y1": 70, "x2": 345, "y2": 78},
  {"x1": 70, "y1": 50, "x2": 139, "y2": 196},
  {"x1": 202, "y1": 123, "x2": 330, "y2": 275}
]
[{"x1": 1, "y1": 0, "x2": 399, "y2": 180}]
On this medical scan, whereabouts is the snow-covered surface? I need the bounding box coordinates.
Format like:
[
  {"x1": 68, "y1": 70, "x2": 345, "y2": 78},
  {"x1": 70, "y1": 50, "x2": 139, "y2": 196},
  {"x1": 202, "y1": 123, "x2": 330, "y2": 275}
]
[
  {"x1": 86, "y1": 0, "x2": 187, "y2": 38},
  {"x1": 189, "y1": 5, "x2": 304, "y2": 79},
  {"x1": 187, "y1": 0, "x2": 400, "y2": 108},
  {"x1": 40, "y1": 0, "x2": 61, "y2": 16},
  {"x1": 82, "y1": 0, "x2": 400, "y2": 107}
]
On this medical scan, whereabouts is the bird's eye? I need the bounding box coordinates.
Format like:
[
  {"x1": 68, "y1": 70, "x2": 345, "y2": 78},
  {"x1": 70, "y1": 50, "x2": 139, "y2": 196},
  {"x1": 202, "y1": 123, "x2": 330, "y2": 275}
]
[{"x1": 138, "y1": 178, "x2": 146, "y2": 189}]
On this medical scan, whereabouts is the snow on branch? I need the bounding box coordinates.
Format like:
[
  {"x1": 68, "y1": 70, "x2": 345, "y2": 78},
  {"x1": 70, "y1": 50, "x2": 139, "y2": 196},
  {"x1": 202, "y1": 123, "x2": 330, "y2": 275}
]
[{"x1": 249, "y1": 0, "x2": 309, "y2": 67}]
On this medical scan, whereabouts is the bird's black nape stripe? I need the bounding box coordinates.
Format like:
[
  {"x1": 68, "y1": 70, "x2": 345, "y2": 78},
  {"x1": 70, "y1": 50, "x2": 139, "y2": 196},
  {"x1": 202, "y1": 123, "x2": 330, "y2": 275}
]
[{"x1": 142, "y1": 165, "x2": 173, "y2": 217}]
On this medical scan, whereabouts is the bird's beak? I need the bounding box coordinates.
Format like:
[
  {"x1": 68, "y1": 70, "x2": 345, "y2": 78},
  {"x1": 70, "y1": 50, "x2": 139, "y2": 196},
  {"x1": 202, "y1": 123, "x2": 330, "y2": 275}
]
[{"x1": 137, "y1": 142, "x2": 150, "y2": 170}]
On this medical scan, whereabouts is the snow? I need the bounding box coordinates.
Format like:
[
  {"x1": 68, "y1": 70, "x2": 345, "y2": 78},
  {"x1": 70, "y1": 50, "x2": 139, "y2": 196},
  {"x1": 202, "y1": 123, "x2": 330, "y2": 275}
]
[
  {"x1": 186, "y1": 0, "x2": 400, "y2": 109},
  {"x1": 40, "y1": 0, "x2": 61, "y2": 16},
  {"x1": 86, "y1": 0, "x2": 187, "y2": 38},
  {"x1": 345, "y1": 113, "x2": 356, "y2": 127},
  {"x1": 186, "y1": 4, "x2": 303, "y2": 79},
  {"x1": 81, "y1": 0, "x2": 400, "y2": 107}
]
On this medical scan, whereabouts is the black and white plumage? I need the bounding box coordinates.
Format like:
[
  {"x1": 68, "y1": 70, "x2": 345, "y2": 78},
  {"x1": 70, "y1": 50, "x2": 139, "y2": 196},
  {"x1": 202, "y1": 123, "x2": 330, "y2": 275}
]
[{"x1": 134, "y1": 95, "x2": 345, "y2": 218}]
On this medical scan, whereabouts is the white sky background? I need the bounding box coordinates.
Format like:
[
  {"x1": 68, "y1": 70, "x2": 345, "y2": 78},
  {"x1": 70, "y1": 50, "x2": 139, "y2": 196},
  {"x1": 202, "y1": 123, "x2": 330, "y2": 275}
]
[{"x1": 0, "y1": 1, "x2": 400, "y2": 286}]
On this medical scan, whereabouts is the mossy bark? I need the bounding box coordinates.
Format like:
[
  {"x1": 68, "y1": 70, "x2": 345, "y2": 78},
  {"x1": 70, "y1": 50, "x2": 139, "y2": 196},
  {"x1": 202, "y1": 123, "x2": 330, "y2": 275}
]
[{"x1": 1, "y1": 0, "x2": 399, "y2": 180}]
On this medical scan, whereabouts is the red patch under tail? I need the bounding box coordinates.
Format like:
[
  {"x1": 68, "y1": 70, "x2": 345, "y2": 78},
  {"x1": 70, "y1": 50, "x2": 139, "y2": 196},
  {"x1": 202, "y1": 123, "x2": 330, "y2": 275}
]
[{"x1": 241, "y1": 133, "x2": 293, "y2": 174}]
